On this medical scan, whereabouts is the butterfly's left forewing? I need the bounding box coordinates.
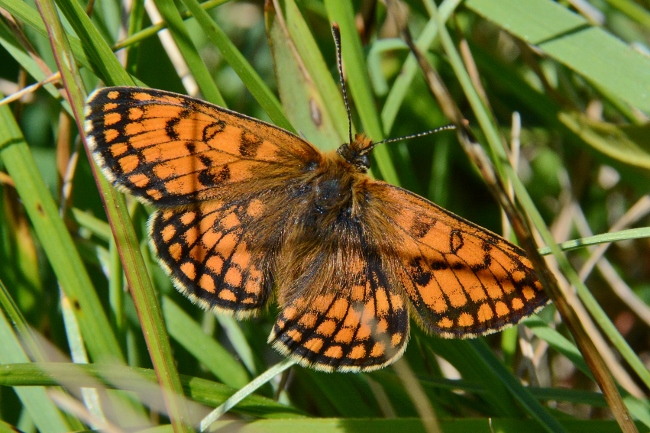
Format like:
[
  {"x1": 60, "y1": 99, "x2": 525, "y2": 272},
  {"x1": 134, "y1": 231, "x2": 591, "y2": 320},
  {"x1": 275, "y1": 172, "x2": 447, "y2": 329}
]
[{"x1": 85, "y1": 87, "x2": 321, "y2": 207}]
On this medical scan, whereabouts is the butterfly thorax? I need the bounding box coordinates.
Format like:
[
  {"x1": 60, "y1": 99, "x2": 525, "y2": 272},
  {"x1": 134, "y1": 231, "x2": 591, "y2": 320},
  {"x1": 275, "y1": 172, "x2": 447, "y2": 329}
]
[
  {"x1": 336, "y1": 133, "x2": 374, "y2": 173},
  {"x1": 309, "y1": 152, "x2": 363, "y2": 222}
]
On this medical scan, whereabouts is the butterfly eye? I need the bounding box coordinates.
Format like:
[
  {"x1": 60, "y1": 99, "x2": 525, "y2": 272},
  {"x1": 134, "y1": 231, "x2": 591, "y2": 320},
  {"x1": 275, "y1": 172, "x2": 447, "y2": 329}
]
[
  {"x1": 356, "y1": 154, "x2": 370, "y2": 171},
  {"x1": 336, "y1": 142, "x2": 352, "y2": 161},
  {"x1": 336, "y1": 143, "x2": 371, "y2": 172}
]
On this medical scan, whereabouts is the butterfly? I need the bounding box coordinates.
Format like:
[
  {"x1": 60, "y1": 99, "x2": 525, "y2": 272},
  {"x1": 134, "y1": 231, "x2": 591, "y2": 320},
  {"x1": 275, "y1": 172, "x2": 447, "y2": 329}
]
[{"x1": 85, "y1": 86, "x2": 548, "y2": 372}]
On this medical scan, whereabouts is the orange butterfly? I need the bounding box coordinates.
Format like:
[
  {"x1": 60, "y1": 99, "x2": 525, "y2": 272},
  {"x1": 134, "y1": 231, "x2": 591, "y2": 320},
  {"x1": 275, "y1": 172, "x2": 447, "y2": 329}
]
[{"x1": 85, "y1": 86, "x2": 548, "y2": 372}]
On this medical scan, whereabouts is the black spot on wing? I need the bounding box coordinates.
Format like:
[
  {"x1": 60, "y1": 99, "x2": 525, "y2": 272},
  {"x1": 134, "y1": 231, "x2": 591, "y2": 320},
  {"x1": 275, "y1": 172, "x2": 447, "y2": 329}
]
[
  {"x1": 203, "y1": 120, "x2": 226, "y2": 142},
  {"x1": 239, "y1": 130, "x2": 264, "y2": 157},
  {"x1": 449, "y1": 230, "x2": 464, "y2": 254},
  {"x1": 166, "y1": 116, "x2": 181, "y2": 140},
  {"x1": 198, "y1": 164, "x2": 231, "y2": 187}
]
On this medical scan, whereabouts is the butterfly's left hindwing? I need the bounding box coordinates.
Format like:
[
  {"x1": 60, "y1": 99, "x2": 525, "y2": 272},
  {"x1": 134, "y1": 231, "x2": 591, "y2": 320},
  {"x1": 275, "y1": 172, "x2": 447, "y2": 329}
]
[
  {"x1": 269, "y1": 251, "x2": 410, "y2": 373},
  {"x1": 150, "y1": 199, "x2": 280, "y2": 318}
]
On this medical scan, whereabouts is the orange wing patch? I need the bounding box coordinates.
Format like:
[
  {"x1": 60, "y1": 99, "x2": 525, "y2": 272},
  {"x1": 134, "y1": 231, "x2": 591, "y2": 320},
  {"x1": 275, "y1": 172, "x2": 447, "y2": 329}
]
[
  {"x1": 85, "y1": 87, "x2": 321, "y2": 207},
  {"x1": 270, "y1": 273, "x2": 409, "y2": 372},
  {"x1": 367, "y1": 182, "x2": 548, "y2": 338},
  {"x1": 149, "y1": 198, "x2": 274, "y2": 318}
]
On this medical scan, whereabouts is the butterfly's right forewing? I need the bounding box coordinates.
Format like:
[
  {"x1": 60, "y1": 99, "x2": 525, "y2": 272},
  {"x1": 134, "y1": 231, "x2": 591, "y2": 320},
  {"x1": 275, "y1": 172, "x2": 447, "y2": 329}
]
[{"x1": 365, "y1": 181, "x2": 548, "y2": 338}]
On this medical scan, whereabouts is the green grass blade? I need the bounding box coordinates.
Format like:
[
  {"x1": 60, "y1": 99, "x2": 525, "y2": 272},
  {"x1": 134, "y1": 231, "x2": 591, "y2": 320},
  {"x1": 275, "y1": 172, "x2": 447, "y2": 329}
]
[
  {"x1": 36, "y1": 0, "x2": 195, "y2": 430},
  {"x1": 114, "y1": 0, "x2": 230, "y2": 52},
  {"x1": 200, "y1": 358, "x2": 296, "y2": 429},
  {"x1": 162, "y1": 297, "x2": 250, "y2": 388},
  {"x1": 469, "y1": 45, "x2": 650, "y2": 169},
  {"x1": 324, "y1": 0, "x2": 399, "y2": 185},
  {"x1": 381, "y1": 0, "x2": 462, "y2": 132},
  {"x1": 0, "y1": 95, "x2": 124, "y2": 363},
  {"x1": 266, "y1": 0, "x2": 344, "y2": 149},
  {"x1": 470, "y1": 339, "x2": 567, "y2": 433},
  {"x1": 465, "y1": 0, "x2": 650, "y2": 114},
  {"x1": 0, "y1": 0, "x2": 93, "y2": 69},
  {"x1": 538, "y1": 228, "x2": 650, "y2": 255},
  {"x1": 150, "y1": 0, "x2": 223, "y2": 104},
  {"x1": 604, "y1": 0, "x2": 650, "y2": 27},
  {"x1": 199, "y1": 417, "x2": 643, "y2": 433},
  {"x1": 430, "y1": 3, "x2": 642, "y2": 430},
  {"x1": 0, "y1": 289, "x2": 75, "y2": 432},
  {"x1": 53, "y1": 0, "x2": 133, "y2": 85},
  {"x1": 180, "y1": 0, "x2": 292, "y2": 130},
  {"x1": 0, "y1": 363, "x2": 305, "y2": 419}
]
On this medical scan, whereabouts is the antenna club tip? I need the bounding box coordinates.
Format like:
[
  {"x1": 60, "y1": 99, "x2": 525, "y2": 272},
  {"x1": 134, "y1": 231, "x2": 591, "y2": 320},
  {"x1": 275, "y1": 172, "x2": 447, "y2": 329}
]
[{"x1": 331, "y1": 22, "x2": 341, "y2": 38}]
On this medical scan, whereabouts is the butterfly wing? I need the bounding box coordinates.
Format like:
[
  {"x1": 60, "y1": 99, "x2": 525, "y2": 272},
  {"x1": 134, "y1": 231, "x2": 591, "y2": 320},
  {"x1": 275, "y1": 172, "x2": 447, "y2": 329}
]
[
  {"x1": 149, "y1": 198, "x2": 284, "y2": 318},
  {"x1": 364, "y1": 181, "x2": 548, "y2": 338},
  {"x1": 85, "y1": 87, "x2": 322, "y2": 317},
  {"x1": 269, "y1": 216, "x2": 410, "y2": 372},
  {"x1": 269, "y1": 275, "x2": 409, "y2": 373},
  {"x1": 85, "y1": 87, "x2": 321, "y2": 207}
]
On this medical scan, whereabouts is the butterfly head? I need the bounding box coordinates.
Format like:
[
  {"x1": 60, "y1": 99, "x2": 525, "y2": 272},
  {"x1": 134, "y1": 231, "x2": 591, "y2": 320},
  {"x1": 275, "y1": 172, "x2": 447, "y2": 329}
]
[{"x1": 336, "y1": 133, "x2": 375, "y2": 173}]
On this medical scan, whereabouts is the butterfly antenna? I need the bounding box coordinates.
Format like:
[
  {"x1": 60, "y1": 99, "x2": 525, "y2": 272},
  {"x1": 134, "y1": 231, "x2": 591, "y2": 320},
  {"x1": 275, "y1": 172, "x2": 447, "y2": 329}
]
[
  {"x1": 375, "y1": 124, "x2": 456, "y2": 146},
  {"x1": 332, "y1": 23, "x2": 353, "y2": 145}
]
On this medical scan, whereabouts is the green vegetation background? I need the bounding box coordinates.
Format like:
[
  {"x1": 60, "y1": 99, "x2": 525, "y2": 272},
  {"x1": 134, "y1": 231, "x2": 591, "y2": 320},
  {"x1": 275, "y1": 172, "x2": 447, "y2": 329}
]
[{"x1": 0, "y1": 0, "x2": 649, "y2": 432}]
